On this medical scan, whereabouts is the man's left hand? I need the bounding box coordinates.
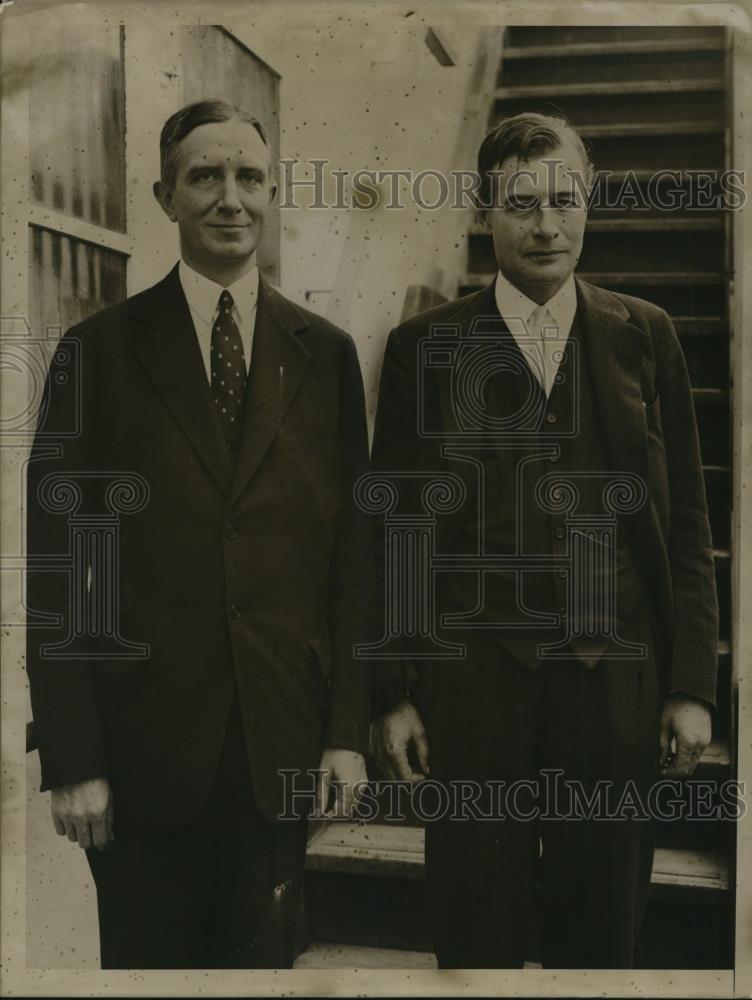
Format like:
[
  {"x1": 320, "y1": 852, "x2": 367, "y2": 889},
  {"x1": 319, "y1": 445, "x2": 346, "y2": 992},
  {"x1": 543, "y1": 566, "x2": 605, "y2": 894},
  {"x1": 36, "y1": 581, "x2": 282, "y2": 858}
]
[
  {"x1": 316, "y1": 748, "x2": 368, "y2": 818},
  {"x1": 659, "y1": 694, "x2": 712, "y2": 777}
]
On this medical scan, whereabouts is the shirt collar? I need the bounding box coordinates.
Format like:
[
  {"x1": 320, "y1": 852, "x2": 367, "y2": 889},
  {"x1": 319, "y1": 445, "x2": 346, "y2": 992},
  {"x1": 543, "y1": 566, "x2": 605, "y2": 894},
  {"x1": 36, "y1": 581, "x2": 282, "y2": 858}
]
[
  {"x1": 178, "y1": 258, "x2": 260, "y2": 327},
  {"x1": 494, "y1": 270, "x2": 577, "y2": 332}
]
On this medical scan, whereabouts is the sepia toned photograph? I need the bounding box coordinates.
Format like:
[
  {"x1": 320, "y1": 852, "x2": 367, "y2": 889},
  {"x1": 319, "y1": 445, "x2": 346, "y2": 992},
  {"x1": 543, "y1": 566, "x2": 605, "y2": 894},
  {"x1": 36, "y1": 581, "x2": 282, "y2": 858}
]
[{"x1": 0, "y1": 1, "x2": 750, "y2": 996}]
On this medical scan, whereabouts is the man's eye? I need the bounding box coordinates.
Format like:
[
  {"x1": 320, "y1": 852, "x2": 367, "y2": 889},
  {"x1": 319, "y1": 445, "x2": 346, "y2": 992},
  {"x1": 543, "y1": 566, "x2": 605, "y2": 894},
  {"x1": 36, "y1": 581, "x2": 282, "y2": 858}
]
[
  {"x1": 238, "y1": 172, "x2": 263, "y2": 186},
  {"x1": 193, "y1": 170, "x2": 216, "y2": 183}
]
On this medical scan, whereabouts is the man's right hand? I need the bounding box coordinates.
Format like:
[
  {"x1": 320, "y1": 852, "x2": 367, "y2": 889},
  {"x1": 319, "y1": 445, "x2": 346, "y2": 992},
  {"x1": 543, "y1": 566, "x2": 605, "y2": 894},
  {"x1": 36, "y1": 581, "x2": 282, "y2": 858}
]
[
  {"x1": 371, "y1": 698, "x2": 429, "y2": 782},
  {"x1": 51, "y1": 777, "x2": 113, "y2": 851}
]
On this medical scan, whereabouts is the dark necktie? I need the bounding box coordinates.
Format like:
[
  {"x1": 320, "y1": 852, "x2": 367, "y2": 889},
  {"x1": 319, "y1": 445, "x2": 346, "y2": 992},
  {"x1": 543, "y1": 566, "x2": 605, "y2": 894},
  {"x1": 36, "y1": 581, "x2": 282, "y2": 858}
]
[{"x1": 211, "y1": 289, "x2": 247, "y2": 450}]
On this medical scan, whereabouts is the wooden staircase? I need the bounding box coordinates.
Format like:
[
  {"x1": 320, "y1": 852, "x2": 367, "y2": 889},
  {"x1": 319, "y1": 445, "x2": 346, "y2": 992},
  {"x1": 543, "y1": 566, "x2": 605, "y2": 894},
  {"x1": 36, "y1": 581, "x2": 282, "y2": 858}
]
[{"x1": 296, "y1": 26, "x2": 735, "y2": 970}]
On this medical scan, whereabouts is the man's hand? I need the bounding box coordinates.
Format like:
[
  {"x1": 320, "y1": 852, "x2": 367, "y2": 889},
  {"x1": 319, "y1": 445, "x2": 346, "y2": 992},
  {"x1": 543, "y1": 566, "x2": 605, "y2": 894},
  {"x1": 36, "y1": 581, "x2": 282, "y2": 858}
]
[
  {"x1": 316, "y1": 748, "x2": 368, "y2": 818},
  {"x1": 51, "y1": 777, "x2": 113, "y2": 851},
  {"x1": 371, "y1": 697, "x2": 429, "y2": 783},
  {"x1": 659, "y1": 694, "x2": 712, "y2": 777}
]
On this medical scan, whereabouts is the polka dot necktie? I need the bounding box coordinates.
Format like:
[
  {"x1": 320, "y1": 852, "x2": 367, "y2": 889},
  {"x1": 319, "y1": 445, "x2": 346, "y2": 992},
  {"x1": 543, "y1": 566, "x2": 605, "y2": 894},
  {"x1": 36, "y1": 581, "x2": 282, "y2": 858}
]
[{"x1": 211, "y1": 290, "x2": 247, "y2": 451}]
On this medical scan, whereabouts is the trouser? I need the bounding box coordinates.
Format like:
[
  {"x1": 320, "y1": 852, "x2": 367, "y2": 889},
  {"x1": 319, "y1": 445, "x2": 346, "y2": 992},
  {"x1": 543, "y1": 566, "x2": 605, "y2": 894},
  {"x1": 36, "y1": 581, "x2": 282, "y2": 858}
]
[
  {"x1": 86, "y1": 695, "x2": 308, "y2": 969},
  {"x1": 419, "y1": 617, "x2": 661, "y2": 969}
]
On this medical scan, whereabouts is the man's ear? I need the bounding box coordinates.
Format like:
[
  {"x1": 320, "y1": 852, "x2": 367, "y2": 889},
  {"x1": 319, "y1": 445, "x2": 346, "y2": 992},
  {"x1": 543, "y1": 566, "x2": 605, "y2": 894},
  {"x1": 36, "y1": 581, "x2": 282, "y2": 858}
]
[
  {"x1": 153, "y1": 180, "x2": 177, "y2": 222},
  {"x1": 268, "y1": 180, "x2": 278, "y2": 205}
]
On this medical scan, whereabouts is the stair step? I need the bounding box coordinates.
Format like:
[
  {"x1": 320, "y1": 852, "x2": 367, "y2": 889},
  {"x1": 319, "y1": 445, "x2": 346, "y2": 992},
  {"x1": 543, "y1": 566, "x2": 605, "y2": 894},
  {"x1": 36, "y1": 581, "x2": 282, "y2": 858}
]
[
  {"x1": 294, "y1": 941, "x2": 437, "y2": 969},
  {"x1": 674, "y1": 318, "x2": 727, "y2": 337},
  {"x1": 470, "y1": 225, "x2": 725, "y2": 277},
  {"x1": 495, "y1": 78, "x2": 724, "y2": 100},
  {"x1": 582, "y1": 228, "x2": 725, "y2": 269},
  {"x1": 701, "y1": 739, "x2": 731, "y2": 769},
  {"x1": 504, "y1": 39, "x2": 725, "y2": 61},
  {"x1": 586, "y1": 218, "x2": 723, "y2": 233},
  {"x1": 307, "y1": 824, "x2": 730, "y2": 896},
  {"x1": 579, "y1": 121, "x2": 723, "y2": 138},
  {"x1": 693, "y1": 387, "x2": 727, "y2": 402},
  {"x1": 506, "y1": 27, "x2": 725, "y2": 48},
  {"x1": 651, "y1": 848, "x2": 729, "y2": 895},
  {"x1": 468, "y1": 218, "x2": 723, "y2": 235},
  {"x1": 596, "y1": 169, "x2": 719, "y2": 182},
  {"x1": 461, "y1": 272, "x2": 725, "y2": 287},
  {"x1": 500, "y1": 55, "x2": 726, "y2": 93},
  {"x1": 308, "y1": 822, "x2": 424, "y2": 879},
  {"x1": 579, "y1": 271, "x2": 724, "y2": 286},
  {"x1": 588, "y1": 170, "x2": 727, "y2": 215}
]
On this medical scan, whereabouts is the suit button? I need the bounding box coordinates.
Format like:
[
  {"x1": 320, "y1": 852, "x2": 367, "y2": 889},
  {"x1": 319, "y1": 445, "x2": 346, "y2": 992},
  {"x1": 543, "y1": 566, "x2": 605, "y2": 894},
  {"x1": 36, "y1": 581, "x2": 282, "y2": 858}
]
[
  {"x1": 229, "y1": 603, "x2": 241, "y2": 619},
  {"x1": 546, "y1": 412, "x2": 557, "y2": 424},
  {"x1": 225, "y1": 523, "x2": 238, "y2": 539},
  {"x1": 557, "y1": 570, "x2": 567, "y2": 580},
  {"x1": 559, "y1": 607, "x2": 568, "y2": 618},
  {"x1": 554, "y1": 527, "x2": 566, "y2": 540}
]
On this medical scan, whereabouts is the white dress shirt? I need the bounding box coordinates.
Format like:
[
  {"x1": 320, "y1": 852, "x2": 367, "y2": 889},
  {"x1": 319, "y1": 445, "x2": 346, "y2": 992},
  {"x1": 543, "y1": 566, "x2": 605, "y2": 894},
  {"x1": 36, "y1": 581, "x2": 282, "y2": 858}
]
[
  {"x1": 494, "y1": 270, "x2": 577, "y2": 397},
  {"x1": 178, "y1": 259, "x2": 259, "y2": 381}
]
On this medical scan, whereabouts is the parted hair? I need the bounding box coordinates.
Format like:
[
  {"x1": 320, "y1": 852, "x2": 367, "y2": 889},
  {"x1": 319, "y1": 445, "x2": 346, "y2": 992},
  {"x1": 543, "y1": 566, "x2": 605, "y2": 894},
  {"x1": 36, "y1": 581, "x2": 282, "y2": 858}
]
[
  {"x1": 476, "y1": 112, "x2": 594, "y2": 209},
  {"x1": 159, "y1": 99, "x2": 269, "y2": 188}
]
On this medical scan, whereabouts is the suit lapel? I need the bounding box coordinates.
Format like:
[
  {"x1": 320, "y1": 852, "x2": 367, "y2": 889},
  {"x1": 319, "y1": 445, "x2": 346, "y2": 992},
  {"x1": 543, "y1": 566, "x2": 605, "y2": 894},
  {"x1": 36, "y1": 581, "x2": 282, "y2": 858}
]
[
  {"x1": 574, "y1": 277, "x2": 660, "y2": 582},
  {"x1": 574, "y1": 277, "x2": 651, "y2": 488},
  {"x1": 129, "y1": 264, "x2": 234, "y2": 495},
  {"x1": 228, "y1": 277, "x2": 311, "y2": 508}
]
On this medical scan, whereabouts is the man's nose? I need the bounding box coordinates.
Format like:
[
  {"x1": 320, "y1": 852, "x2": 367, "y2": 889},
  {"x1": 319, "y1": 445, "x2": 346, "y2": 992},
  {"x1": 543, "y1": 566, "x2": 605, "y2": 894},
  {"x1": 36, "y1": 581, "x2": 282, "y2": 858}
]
[
  {"x1": 532, "y1": 206, "x2": 560, "y2": 239},
  {"x1": 218, "y1": 175, "x2": 243, "y2": 211}
]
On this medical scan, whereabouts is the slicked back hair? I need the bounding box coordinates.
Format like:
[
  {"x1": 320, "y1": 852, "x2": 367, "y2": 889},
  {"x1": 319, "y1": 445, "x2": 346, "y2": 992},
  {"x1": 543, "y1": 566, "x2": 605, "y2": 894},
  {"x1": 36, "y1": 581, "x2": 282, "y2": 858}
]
[
  {"x1": 159, "y1": 99, "x2": 270, "y2": 189},
  {"x1": 476, "y1": 112, "x2": 594, "y2": 210}
]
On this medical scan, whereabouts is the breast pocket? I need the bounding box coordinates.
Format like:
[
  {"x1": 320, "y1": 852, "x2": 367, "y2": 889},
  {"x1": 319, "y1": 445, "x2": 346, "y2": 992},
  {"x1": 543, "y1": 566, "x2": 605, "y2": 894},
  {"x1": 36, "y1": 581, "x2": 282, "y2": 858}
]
[
  {"x1": 272, "y1": 413, "x2": 340, "y2": 521},
  {"x1": 278, "y1": 417, "x2": 337, "y2": 455}
]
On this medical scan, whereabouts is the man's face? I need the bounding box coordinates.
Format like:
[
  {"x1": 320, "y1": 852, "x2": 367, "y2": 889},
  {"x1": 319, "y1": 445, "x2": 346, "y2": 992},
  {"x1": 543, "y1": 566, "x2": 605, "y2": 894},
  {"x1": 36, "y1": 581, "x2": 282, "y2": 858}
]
[
  {"x1": 484, "y1": 140, "x2": 589, "y2": 303},
  {"x1": 155, "y1": 119, "x2": 275, "y2": 276}
]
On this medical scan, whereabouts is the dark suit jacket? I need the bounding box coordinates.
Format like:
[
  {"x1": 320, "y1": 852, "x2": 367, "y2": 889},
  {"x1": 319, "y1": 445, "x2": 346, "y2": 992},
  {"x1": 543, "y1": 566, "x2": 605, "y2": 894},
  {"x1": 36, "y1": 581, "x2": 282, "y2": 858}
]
[
  {"x1": 26, "y1": 264, "x2": 371, "y2": 826},
  {"x1": 371, "y1": 277, "x2": 719, "y2": 709}
]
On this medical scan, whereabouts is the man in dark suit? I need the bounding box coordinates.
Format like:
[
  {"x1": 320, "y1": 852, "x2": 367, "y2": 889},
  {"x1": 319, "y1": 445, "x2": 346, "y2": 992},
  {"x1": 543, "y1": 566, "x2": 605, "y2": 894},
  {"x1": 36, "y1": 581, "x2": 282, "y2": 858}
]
[
  {"x1": 370, "y1": 113, "x2": 718, "y2": 968},
  {"x1": 26, "y1": 99, "x2": 370, "y2": 969}
]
